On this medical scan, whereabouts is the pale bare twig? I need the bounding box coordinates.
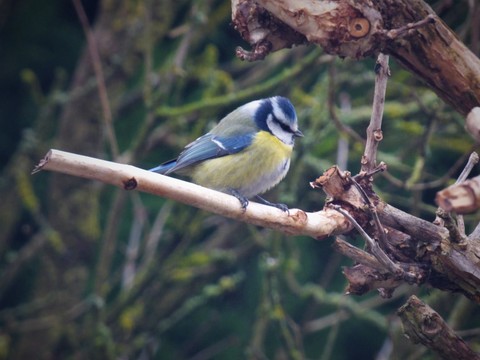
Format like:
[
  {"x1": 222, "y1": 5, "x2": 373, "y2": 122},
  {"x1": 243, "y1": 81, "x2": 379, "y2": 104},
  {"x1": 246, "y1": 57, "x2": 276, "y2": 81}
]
[
  {"x1": 454, "y1": 152, "x2": 479, "y2": 235},
  {"x1": 33, "y1": 149, "x2": 351, "y2": 239},
  {"x1": 94, "y1": 189, "x2": 127, "y2": 295},
  {"x1": 455, "y1": 152, "x2": 479, "y2": 185}
]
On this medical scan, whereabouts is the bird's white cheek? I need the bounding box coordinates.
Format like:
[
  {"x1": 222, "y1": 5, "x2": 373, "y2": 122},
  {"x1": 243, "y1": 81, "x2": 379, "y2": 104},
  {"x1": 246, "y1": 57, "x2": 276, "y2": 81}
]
[{"x1": 267, "y1": 118, "x2": 294, "y2": 145}]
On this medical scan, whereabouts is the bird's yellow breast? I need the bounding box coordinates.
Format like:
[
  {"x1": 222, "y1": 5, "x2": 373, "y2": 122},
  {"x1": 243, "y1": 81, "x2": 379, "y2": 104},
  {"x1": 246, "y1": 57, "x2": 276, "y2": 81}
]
[{"x1": 190, "y1": 131, "x2": 293, "y2": 197}]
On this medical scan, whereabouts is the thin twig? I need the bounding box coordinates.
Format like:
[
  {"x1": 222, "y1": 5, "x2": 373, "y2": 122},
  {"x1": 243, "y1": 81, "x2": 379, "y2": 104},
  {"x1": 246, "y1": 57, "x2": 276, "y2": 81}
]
[
  {"x1": 304, "y1": 284, "x2": 410, "y2": 334},
  {"x1": 330, "y1": 205, "x2": 401, "y2": 275},
  {"x1": 361, "y1": 54, "x2": 390, "y2": 173},
  {"x1": 94, "y1": 189, "x2": 128, "y2": 295},
  {"x1": 327, "y1": 62, "x2": 365, "y2": 146},
  {"x1": 353, "y1": 162, "x2": 388, "y2": 183},
  {"x1": 72, "y1": 0, "x2": 120, "y2": 159},
  {"x1": 455, "y1": 152, "x2": 479, "y2": 184},
  {"x1": 455, "y1": 152, "x2": 479, "y2": 235},
  {"x1": 349, "y1": 176, "x2": 391, "y2": 252},
  {"x1": 332, "y1": 237, "x2": 385, "y2": 272},
  {"x1": 383, "y1": 14, "x2": 436, "y2": 40},
  {"x1": 382, "y1": 149, "x2": 477, "y2": 191},
  {"x1": 122, "y1": 193, "x2": 147, "y2": 291},
  {"x1": 140, "y1": 202, "x2": 173, "y2": 272}
]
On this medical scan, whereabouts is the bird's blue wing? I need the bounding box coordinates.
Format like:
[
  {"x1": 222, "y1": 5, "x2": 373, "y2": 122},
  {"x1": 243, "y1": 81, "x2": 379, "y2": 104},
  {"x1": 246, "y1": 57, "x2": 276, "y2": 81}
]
[
  {"x1": 212, "y1": 134, "x2": 255, "y2": 153},
  {"x1": 165, "y1": 133, "x2": 254, "y2": 174},
  {"x1": 149, "y1": 159, "x2": 177, "y2": 174}
]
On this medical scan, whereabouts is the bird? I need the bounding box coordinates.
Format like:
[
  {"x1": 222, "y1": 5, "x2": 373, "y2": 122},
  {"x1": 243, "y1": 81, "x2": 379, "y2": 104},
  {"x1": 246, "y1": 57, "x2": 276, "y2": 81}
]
[{"x1": 150, "y1": 96, "x2": 303, "y2": 211}]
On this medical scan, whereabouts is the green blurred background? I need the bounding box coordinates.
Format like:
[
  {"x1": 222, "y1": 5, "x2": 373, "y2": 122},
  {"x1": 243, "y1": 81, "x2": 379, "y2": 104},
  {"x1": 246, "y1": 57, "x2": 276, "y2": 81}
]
[{"x1": 1, "y1": 0, "x2": 479, "y2": 359}]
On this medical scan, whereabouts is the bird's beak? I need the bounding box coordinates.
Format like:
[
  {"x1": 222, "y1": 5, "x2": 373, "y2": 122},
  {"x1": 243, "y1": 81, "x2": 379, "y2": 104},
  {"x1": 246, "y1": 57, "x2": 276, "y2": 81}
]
[{"x1": 294, "y1": 129, "x2": 304, "y2": 137}]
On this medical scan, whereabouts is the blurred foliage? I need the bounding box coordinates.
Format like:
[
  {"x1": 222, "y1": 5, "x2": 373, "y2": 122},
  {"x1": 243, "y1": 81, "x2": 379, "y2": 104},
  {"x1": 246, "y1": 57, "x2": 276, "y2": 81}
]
[{"x1": 1, "y1": 0, "x2": 480, "y2": 359}]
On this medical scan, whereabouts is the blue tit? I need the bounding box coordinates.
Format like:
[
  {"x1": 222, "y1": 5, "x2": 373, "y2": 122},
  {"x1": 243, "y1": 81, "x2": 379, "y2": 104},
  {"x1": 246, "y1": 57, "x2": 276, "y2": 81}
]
[{"x1": 150, "y1": 96, "x2": 303, "y2": 211}]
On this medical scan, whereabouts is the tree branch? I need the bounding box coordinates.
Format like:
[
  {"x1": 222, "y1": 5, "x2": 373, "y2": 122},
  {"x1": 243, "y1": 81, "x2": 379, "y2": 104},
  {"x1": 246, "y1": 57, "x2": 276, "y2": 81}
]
[
  {"x1": 232, "y1": 0, "x2": 480, "y2": 116},
  {"x1": 398, "y1": 295, "x2": 480, "y2": 360},
  {"x1": 32, "y1": 149, "x2": 351, "y2": 239}
]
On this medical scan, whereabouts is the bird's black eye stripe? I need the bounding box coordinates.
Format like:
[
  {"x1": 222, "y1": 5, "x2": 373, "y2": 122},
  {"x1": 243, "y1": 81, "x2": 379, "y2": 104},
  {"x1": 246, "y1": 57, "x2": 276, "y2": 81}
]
[{"x1": 279, "y1": 122, "x2": 292, "y2": 133}]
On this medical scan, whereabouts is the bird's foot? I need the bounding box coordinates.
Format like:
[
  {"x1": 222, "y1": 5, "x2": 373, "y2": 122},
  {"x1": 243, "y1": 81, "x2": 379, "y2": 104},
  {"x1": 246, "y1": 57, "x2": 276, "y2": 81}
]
[
  {"x1": 255, "y1": 195, "x2": 289, "y2": 213},
  {"x1": 229, "y1": 189, "x2": 249, "y2": 212}
]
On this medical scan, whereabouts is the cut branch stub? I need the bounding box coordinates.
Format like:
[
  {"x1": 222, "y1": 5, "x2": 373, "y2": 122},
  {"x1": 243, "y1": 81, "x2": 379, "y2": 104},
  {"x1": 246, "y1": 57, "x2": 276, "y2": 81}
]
[
  {"x1": 310, "y1": 165, "x2": 366, "y2": 209},
  {"x1": 348, "y1": 17, "x2": 371, "y2": 38},
  {"x1": 436, "y1": 175, "x2": 480, "y2": 214}
]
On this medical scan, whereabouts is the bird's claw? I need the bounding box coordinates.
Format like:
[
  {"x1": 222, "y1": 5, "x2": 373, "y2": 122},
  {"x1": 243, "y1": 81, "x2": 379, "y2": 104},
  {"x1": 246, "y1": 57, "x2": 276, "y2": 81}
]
[
  {"x1": 229, "y1": 191, "x2": 290, "y2": 214},
  {"x1": 255, "y1": 195, "x2": 290, "y2": 214},
  {"x1": 230, "y1": 189, "x2": 249, "y2": 212}
]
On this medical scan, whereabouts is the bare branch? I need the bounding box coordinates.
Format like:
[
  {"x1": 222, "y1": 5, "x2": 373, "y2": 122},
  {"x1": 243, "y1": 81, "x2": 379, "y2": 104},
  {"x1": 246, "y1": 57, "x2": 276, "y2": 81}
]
[
  {"x1": 361, "y1": 53, "x2": 389, "y2": 173},
  {"x1": 33, "y1": 149, "x2": 351, "y2": 239},
  {"x1": 456, "y1": 152, "x2": 480, "y2": 185},
  {"x1": 332, "y1": 237, "x2": 385, "y2": 272},
  {"x1": 232, "y1": 0, "x2": 480, "y2": 115},
  {"x1": 331, "y1": 205, "x2": 402, "y2": 275},
  {"x1": 382, "y1": 14, "x2": 435, "y2": 39},
  {"x1": 398, "y1": 295, "x2": 480, "y2": 360}
]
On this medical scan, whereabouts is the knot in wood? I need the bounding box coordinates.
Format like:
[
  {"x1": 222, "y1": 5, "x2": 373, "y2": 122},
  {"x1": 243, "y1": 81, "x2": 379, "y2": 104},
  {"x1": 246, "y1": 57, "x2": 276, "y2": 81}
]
[
  {"x1": 123, "y1": 177, "x2": 138, "y2": 190},
  {"x1": 348, "y1": 18, "x2": 370, "y2": 38},
  {"x1": 373, "y1": 129, "x2": 383, "y2": 141}
]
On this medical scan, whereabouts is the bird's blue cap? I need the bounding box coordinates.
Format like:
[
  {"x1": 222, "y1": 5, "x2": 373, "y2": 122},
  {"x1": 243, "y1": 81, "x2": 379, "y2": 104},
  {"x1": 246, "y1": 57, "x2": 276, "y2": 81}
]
[{"x1": 254, "y1": 96, "x2": 297, "y2": 132}]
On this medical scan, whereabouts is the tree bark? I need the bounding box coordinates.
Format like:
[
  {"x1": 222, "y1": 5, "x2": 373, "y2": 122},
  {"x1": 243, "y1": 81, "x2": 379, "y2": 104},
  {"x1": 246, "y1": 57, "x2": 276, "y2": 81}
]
[
  {"x1": 232, "y1": 0, "x2": 480, "y2": 116},
  {"x1": 312, "y1": 165, "x2": 480, "y2": 301},
  {"x1": 398, "y1": 296, "x2": 480, "y2": 360}
]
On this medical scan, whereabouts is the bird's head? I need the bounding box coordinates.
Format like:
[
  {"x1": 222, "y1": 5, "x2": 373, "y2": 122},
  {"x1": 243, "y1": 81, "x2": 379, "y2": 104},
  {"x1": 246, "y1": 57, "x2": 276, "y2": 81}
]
[{"x1": 253, "y1": 96, "x2": 303, "y2": 145}]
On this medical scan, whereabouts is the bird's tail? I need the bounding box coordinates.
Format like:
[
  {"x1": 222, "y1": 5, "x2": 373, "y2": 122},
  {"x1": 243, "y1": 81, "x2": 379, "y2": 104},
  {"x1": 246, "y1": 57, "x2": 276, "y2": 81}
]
[{"x1": 149, "y1": 159, "x2": 177, "y2": 174}]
